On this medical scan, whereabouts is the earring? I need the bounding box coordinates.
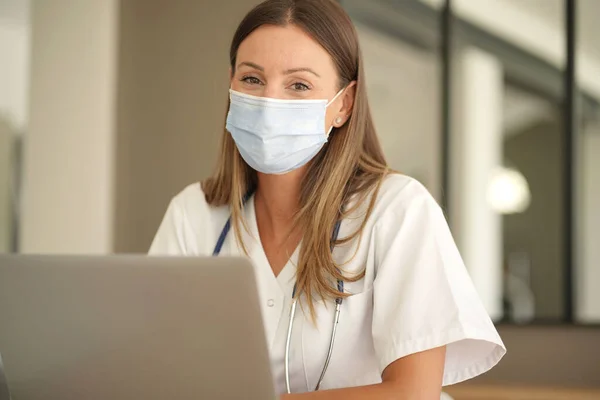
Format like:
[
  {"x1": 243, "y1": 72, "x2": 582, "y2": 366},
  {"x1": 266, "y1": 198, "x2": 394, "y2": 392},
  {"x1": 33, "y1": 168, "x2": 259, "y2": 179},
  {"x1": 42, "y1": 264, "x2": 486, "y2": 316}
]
[{"x1": 335, "y1": 117, "x2": 343, "y2": 125}]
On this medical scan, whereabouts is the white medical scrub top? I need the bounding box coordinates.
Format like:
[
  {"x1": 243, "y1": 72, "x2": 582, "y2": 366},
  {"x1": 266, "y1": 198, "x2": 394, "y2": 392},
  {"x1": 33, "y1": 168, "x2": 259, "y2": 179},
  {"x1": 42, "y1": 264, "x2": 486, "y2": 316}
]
[{"x1": 149, "y1": 174, "x2": 506, "y2": 394}]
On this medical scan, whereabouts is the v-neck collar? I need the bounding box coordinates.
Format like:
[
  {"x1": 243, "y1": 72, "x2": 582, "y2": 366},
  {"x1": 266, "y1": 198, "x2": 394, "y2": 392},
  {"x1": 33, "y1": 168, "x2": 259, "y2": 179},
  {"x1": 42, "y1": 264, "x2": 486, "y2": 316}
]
[{"x1": 246, "y1": 195, "x2": 298, "y2": 293}]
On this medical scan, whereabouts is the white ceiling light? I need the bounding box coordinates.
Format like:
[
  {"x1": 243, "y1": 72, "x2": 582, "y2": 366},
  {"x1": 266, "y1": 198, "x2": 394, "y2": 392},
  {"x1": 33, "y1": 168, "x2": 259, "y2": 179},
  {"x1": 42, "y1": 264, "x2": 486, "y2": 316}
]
[{"x1": 487, "y1": 167, "x2": 531, "y2": 214}]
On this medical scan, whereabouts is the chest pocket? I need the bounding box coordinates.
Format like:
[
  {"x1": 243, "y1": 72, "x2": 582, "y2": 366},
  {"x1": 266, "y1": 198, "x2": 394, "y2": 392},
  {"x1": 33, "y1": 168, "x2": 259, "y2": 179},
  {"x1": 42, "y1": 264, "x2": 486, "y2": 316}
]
[{"x1": 301, "y1": 287, "x2": 381, "y2": 391}]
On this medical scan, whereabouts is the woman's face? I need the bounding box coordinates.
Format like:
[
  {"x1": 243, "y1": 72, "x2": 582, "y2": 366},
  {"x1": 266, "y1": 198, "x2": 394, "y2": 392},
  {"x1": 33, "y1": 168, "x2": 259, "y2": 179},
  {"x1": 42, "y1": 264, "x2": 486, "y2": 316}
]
[{"x1": 231, "y1": 24, "x2": 353, "y2": 130}]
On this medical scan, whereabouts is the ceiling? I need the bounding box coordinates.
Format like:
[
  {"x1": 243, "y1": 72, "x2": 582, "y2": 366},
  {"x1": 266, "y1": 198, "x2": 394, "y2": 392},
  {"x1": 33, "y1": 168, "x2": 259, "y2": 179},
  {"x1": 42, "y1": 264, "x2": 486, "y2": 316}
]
[
  {"x1": 418, "y1": 0, "x2": 600, "y2": 66},
  {"x1": 506, "y1": 0, "x2": 600, "y2": 64},
  {"x1": 503, "y1": 84, "x2": 556, "y2": 137}
]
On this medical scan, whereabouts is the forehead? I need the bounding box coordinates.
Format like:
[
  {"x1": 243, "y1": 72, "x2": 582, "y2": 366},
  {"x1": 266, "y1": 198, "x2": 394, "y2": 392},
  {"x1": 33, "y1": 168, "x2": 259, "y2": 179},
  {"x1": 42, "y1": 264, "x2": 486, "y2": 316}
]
[{"x1": 236, "y1": 24, "x2": 336, "y2": 73}]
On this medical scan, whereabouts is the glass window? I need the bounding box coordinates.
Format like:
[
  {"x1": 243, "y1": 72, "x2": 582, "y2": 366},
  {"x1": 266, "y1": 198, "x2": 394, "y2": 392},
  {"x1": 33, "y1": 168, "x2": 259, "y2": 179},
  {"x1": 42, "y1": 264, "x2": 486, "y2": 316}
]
[{"x1": 501, "y1": 83, "x2": 564, "y2": 323}]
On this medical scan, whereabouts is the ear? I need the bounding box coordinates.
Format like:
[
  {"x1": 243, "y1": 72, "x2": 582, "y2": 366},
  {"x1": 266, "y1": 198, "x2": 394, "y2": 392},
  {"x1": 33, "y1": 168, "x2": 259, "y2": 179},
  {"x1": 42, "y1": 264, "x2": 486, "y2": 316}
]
[{"x1": 335, "y1": 81, "x2": 357, "y2": 126}]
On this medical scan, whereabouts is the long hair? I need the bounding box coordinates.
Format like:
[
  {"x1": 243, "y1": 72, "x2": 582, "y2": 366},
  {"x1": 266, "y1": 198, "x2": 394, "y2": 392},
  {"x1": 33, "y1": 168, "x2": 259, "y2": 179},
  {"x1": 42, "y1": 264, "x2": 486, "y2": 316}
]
[{"x1": 203, "y1": 0, "x2": 389, "y2": 317}]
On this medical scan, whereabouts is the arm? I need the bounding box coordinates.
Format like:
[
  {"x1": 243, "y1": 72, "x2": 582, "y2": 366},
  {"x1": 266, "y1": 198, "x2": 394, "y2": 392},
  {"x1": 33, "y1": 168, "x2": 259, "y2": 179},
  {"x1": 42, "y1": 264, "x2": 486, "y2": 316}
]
[{"x1": 281, "y1": 345, "x2": 446, "y2": 400}]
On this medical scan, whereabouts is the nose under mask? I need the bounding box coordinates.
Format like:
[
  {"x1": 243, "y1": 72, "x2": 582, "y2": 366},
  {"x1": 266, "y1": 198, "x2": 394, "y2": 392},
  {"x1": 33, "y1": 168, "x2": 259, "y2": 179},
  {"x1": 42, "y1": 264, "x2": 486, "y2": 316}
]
[{"x1": 225, "y1": 88, "x2": 345, "y2": 175}]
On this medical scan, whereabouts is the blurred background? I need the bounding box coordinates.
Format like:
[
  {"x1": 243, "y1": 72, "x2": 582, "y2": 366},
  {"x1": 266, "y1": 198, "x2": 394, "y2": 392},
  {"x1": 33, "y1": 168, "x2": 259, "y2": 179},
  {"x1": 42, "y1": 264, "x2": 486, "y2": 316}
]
[{"x1": 0, "y1": 0, "x2": 598, "y2": 398}]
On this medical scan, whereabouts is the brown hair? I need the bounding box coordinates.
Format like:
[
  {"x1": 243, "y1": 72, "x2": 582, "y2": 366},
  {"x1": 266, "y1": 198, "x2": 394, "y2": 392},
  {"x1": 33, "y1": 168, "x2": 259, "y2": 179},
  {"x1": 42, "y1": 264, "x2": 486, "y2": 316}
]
[{"x1": 203, "y1": 0, "x2": 389, "y2": 316}]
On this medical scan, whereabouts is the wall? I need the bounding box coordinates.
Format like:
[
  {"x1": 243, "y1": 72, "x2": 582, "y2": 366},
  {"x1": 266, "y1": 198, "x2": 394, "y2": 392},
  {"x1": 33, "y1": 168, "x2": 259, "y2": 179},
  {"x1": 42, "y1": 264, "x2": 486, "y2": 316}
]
[
  {"x1": 0, "y1": 0, "x2": 29, "y2": 253},
  {"x1": 113, "y1": 0, "x2": 262, "y2": 253},
  {"x1": 0, "y1": 120, "x2": 11, "y2": 252},
  {"x1": 20, "y1": 0, "x2": 118, "y2": 254},
  {"x1": 19, "y1": 0, "x2": 262, "y2": 254},
  {"x1": 577, "y1": 121, "x2": 600, "y2": 322},
  {"x1": 472, "y1": 325, "x2": 600, "y2": 387},
  {"x1": 0, "y1": 0, "x2": 30, "y2": 132},
  {"x1": 356, "y1": 22, "x2": 441, "y2": 199}
]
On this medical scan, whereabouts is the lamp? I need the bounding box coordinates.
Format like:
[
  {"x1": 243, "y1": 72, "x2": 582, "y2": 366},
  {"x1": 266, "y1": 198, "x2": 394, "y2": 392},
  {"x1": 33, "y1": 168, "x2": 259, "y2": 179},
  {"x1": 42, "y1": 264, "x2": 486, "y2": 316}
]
[{"x1": 487, "y1": 166, "x2": 531, "y2": 214}]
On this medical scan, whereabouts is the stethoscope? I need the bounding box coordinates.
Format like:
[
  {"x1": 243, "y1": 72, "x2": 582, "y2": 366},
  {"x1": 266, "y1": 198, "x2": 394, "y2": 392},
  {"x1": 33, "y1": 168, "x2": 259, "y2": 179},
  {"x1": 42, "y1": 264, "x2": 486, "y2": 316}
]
[{"x1": 212, "y1": 191, "x2": 344, "y2": 393}]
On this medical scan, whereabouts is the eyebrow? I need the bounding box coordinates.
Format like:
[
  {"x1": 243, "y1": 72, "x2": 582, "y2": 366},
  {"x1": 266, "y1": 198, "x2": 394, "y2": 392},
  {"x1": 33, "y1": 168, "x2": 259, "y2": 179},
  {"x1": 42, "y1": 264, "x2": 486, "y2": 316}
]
[
  {"x1": 284, "y1": 67, "x2": 320, "y2": 77},
  {"x1": 237, "y1": 61, "x2": 264, "y2": 71},
  {"x1": 237, "y1": 61, "x2": 321, "y2": 78}
]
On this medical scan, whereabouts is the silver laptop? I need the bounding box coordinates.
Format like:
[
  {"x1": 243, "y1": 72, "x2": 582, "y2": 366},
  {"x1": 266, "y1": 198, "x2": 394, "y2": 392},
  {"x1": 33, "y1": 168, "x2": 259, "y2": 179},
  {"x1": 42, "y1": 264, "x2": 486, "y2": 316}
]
[{"x1": 0, "y1": 255, "x2": 276, "y2": 400}]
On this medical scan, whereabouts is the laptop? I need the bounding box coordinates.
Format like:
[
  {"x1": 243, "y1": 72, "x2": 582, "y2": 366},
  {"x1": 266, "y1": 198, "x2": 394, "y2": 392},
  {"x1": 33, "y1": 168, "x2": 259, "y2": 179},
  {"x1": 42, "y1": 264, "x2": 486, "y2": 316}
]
[{"x1": 0, "y1": 255, "x2": 276, "y2": 400}]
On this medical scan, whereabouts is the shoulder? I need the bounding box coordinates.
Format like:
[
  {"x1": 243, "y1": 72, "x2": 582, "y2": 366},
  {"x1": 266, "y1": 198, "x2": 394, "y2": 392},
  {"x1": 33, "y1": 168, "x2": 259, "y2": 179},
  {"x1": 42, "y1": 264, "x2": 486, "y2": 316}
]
[
  {"x1": 372, "y1": 173, "x2": 441, "y2": 221},
  {"x1": 341, "y1": 173, "x2": 446, "y2": 259},
  {"x1": 169, "y1": 182, "x2": 207, "y2": 209},
  {"x1": 149, "y1": 182, "x2": 229, "y2": 255},
  {"x1": 168, "y1": 181, "x2": 230, "y2": 228}
]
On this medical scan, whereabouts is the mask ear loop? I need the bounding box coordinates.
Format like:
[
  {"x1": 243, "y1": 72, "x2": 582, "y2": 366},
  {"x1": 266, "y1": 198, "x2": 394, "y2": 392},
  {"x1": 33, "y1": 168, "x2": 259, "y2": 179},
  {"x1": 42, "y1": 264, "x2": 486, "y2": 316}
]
[
  {"x1": 326, "y1": 87, "x2": 347, "y2": 134},
  {"x1": 326, "y1": 87, "x2": 346, "y2": 108}
]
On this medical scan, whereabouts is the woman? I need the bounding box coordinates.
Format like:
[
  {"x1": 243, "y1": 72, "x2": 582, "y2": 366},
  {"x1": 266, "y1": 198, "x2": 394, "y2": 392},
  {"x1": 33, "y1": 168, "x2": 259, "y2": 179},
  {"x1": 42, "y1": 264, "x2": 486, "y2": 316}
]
[{"x1": 150, "y1": 0, "x2": 505, "y2": 398}]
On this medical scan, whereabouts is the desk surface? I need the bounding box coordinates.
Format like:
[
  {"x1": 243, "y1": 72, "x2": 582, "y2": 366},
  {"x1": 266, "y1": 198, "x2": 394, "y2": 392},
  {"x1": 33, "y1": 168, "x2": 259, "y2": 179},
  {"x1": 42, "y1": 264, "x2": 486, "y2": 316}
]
[{"x1": 445, "y1": 384, "x2": 600, "y2": 400}]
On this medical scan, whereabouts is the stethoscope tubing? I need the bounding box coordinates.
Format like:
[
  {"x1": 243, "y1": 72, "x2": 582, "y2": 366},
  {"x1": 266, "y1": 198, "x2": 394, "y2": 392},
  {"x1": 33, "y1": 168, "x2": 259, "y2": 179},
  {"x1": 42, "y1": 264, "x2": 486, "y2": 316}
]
[{"x1": 213, "y1": 190, "x2": 344, "y2": 394}]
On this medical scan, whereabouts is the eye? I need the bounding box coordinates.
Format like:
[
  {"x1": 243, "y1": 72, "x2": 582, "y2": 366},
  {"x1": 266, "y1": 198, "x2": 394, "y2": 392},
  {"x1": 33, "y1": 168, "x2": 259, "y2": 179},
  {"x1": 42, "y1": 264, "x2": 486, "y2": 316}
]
[
  {"x1": 291, "y1": 82, "x2": 310, "y2": 92},
  {"x1": 241, "y1": 75, "x2": 263, "y2": 85}
]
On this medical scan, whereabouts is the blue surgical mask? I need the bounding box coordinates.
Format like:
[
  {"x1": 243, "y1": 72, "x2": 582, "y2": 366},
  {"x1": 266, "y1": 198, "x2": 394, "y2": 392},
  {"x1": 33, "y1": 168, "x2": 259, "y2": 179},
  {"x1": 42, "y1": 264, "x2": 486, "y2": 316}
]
[{"x1": 225, "y1": 88, "x2": 344, "y2": 175}]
